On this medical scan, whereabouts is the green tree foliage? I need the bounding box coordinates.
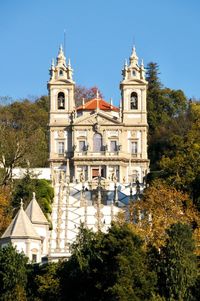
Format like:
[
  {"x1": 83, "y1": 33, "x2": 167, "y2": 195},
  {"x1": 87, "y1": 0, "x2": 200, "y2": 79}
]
[
  {"x1": 146, "y1": 62, "x2": 187, "y2": 133},
  {"x1": 59, "y1": 223, "x2": 156, "y2": 301},
  {"x1": 160, "y1": 102, "x2": 200, "y2": 206},
  {"x1": 0, "y1": 244, "x2": 28, "y2": 301},
  {"x1": 27, "y1": 263, "x2": 61, "y2": 301},
  {"x1": 146, "y1": 62, "x2": 188, "y2": 170},
  {"x1": 0, "y1": 96, "x2": 49, "y2": 185},
  {"x1": 159, "y1": 223, "x2": 198, "y2": 301},
  {"x1": 12, "y1": 172, "x2": 54, "y2": 216}
]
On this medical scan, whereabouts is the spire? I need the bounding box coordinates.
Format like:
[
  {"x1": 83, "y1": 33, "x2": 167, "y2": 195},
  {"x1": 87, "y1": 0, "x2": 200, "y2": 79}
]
[
  {"x1": 20, "y1": 198, "x2": 24, "y2": 209},
  {"x1": 96, "y1": 89, "x2": 99, "y2": 99},
  {"x1": 57, "y1": 44, "x2": 66, "y2": 66},
  {"x1": 140, "y1": 59, "x2": 145, "y2": 79},
  {"x1": 67, "y1": 58, "x2": 73, "y2": 80},
  {"x1": 59, "y1": 44, "x2": 64, "y2": 55},
  {"x1": 1, "y1": 201, "x2": 40, "y2": 239},
  {"x1": 129, "y1": 45, "x2": 138, "y2": 65},
  {"x1": 122, "y1": 59, "x2": 128, "y2": 80},
  {"x1": 124, "y1": 58, "x2": 128, "y2": 68},
  {"x1": 25, "y1": 192, "x2": 49, "y2": 225}
]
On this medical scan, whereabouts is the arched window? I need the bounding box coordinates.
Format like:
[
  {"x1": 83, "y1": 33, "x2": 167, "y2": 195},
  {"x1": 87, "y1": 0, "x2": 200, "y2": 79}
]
[
  {"x1": 58, "y1": 92, "x2": 65, "y2": 109},
  {"x1": 59, "y1": 69, "x2": 63, "y2": 76},
  {"x1": 93, "y1": 133, "x2": 102, "y2": 152},
  {"x1": 130, "y1": 92, "x2": 138, "y2": 110},
  {"x1": 132, "y1": 70, "x2": 136, "y2": 77}
]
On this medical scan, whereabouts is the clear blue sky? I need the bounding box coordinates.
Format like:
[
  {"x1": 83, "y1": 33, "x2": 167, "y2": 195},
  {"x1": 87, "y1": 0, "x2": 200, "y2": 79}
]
[{"x1": 0, "y1": 0, "x2": 200, "y2": 105}]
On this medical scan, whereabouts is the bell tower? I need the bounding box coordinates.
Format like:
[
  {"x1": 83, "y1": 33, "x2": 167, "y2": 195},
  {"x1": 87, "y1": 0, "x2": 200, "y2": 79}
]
[
  {"x1": 120, "y1": 46, "x2": 147, "y2": 125},
  {"x1": 48, "y1": 45, "x2": 75, "y2": 171},
  {"x1": 120, "y1": 46, "x2": 149, "y2": 179},
  {"x1": 48, "y1": 45, "x2": 75, "y2": 113}
]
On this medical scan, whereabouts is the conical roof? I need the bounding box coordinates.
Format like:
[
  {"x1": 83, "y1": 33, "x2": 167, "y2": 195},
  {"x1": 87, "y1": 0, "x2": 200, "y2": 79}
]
[
  {"x1": 2, "y1": 201, "x2": 40, "y2": 240},
  {"x1": 25, "y1": 193, "x2": 49, "y2": 225}
]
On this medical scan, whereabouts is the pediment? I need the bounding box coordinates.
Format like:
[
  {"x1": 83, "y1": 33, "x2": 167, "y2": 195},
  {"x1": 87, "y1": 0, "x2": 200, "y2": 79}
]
[
  {"x1": 73, "y1": 111, "x2": 121, "y2": 126},
  {"x1": 121, "y1": 78, "x2": 147, "y2": 85},
  {"x1": 49, "y1": 78, "x2": 74, "y2": 85}
]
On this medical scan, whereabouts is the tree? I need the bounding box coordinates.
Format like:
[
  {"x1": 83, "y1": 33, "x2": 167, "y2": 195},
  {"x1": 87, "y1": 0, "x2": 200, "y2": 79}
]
[
  {"x1": 160, "y1": 223, "x2": 198, "y2": 301},
  {"x1": 27, "y1": 263, "x2": 61, "y2": 301},
  {"x1": 35, "y1": 95, "x2": 50, "y2": 112},
  {"x1": 159, "y1": 102, "x2": 200, "y2": 204},
  {"x1": 146, "y1": 62, "x2": 163, "y2": 134},
  {"x1": 146, "y1": 62, "x2": 188, "y2": 170},
  {"x1": 59, "y1": 223, "x2": 156, "y2": 301},
  {"x1": 146, "y1": 62, "x2": 187, "y2": 134},
  {"x1": 12, "y1": 172, "x2": 54, "y2": 218},
  {"x1": 0, "y1": 125, "x2": 28, "y2": 185},
  {"x1": 75, "y1": 85, "x2": 103, "y2": 106},
  {"x1": 0, "y1": 97, "x2": 49, "y2": 185},
  {"x1": 0, "y1": 186, "x2": 12, "y2": 235},
  {"x1": 129, "y1": 180, "x2": 200, "y2": 251},
  {"x1": 0, "y1": 244, "x2": 28, "y2": 301}
]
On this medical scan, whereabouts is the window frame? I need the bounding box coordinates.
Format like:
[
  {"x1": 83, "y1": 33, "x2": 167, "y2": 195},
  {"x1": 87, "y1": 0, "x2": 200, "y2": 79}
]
[
  {"x1": 93, "y1": 133, "x2": 103, "y2": 152},
  {"x1": 130, "y1": 92, "x2": 138, "y2": 110},
  {"x1": 130, "y1": 141, "x2": 138, "y2": 155},
  {"x1": 79, "y1": 140, "x2": 86, "y2": 152},
  {"x1": 57, "y1": 141, "x2": 65, "y2": 155},
  {"x1": 110, "y1": 140, "x2": 117, "y2": 152},
  {"x1": 57, "y1": 92, "x2": 65, "y2": 110}
]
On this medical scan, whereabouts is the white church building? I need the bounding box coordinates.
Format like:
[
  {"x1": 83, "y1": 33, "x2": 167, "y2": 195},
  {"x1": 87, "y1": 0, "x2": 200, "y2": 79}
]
[{"x1": 0, "y1": 45, "x2": 149, "y2": 263}]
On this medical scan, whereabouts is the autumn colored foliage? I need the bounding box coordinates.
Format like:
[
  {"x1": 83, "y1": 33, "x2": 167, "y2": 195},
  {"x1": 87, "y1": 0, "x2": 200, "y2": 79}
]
[
  {"x1": 0, "y1": 186, "x2": 12, "y2": 236},
  {"x1": 129, "y1": 180, "x2": 200, "y2": 253}
]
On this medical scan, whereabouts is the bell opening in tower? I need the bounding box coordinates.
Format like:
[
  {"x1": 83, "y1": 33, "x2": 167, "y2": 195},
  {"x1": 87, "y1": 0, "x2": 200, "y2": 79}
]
[{"x1": 58, "y1": 92, "x2": 65, "y2": 109}]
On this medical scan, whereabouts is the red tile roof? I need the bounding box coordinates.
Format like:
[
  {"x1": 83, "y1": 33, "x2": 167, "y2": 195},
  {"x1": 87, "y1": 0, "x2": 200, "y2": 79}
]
[{"x1": 76, "y1": 98, "x2": 119, "y2": 112}]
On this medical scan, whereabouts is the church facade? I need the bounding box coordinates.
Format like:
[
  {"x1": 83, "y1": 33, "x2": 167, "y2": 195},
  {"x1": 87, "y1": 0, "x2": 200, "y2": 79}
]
[
  {"x1": 1, "y1": 45, "x2": 149, "y2": 262},
  {"x1": 47, "y1": 45, "x2": 149, "y2": 261},
  {"x1": 48, "y1": 45, "x2": 149, "y2": 183}
]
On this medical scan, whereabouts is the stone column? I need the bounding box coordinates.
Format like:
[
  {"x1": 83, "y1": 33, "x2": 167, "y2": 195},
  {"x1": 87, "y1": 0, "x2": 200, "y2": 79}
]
[{"x1": 26, "y1": 240, "x2": 31, "y2": 261}]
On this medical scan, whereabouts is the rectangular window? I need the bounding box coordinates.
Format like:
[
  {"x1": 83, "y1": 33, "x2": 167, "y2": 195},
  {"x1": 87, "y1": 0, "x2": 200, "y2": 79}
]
[
  {"x1": 58, "y1": 141, "x2": 64, "y2": 155},
  {"x1": 130, "y1": 141, "x2": 138, "y2": 154},
  {"x1": 79, "y1": 140, "x2": 86, "y2": 152},
  {"x1": 110, "y1": 141, "x2": 117, "y2": 152},
  {"x1": 32, "y1": 254, "x2": 37, "y2": 263},
  {"x1": 92, "y1": 168, "x2": 99, "y2": 178}
]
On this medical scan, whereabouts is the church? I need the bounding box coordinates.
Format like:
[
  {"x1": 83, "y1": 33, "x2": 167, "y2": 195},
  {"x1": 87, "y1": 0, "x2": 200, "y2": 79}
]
[{"x1": 0, "y1": 45, "x2": 149, "y2": 262}]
